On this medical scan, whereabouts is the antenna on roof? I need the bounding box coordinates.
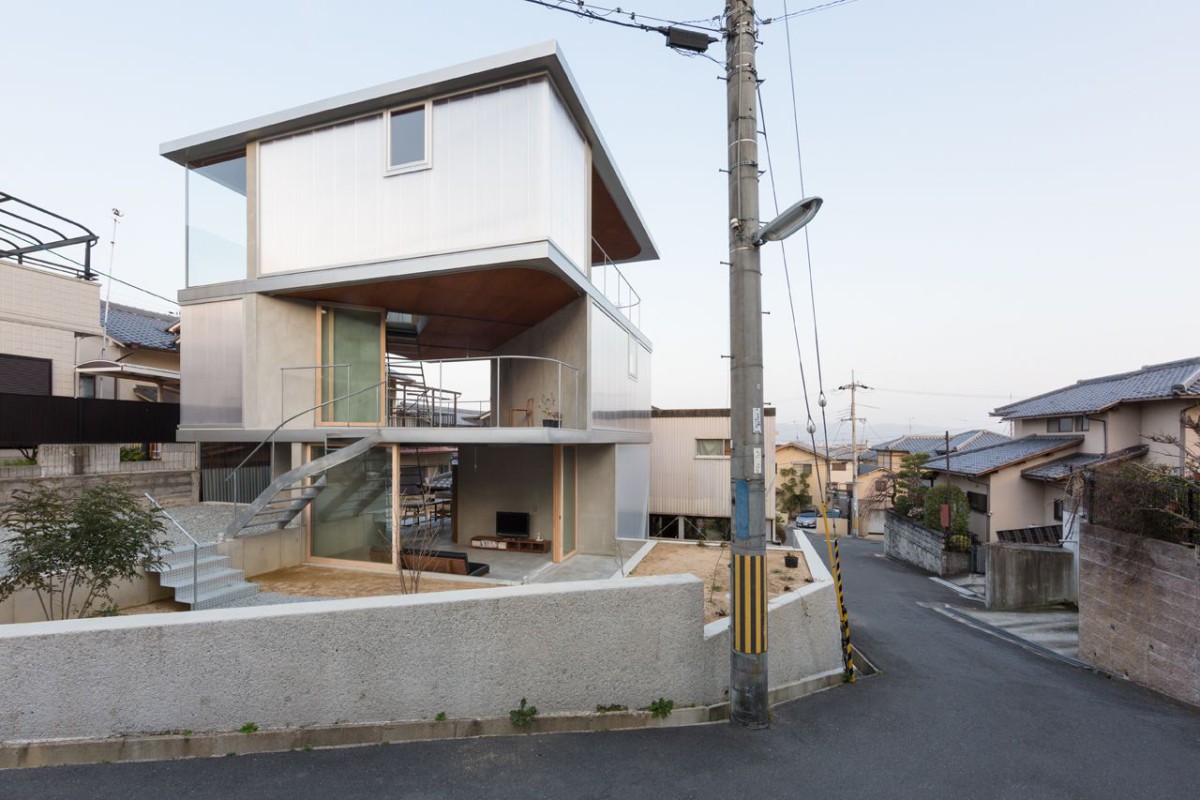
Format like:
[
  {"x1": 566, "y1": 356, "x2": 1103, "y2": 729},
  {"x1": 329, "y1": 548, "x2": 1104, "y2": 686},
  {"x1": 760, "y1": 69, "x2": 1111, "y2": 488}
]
[{"x1": 99, "y1": 208, "x2": 123, "y2": 362}]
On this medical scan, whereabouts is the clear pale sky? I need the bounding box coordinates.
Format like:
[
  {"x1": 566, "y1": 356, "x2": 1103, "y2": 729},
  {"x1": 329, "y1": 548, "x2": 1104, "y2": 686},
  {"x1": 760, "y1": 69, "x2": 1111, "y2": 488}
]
[{"x1": 4, "y1": 1, "x2": 1197, "y2": 444}]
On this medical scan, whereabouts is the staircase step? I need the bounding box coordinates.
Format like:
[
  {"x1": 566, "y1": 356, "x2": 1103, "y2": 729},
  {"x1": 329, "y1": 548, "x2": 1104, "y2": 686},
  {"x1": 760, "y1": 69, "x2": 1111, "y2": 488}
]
[
  {"x1": 156, "y1": 554, "x2": 232, "y2": 582},
  {"x1": 151, "y1": 544, "x2": 220, "y2": 572},
  {"x1": 184, "y1": 581, "x2": 260, "y2": 610},
  {"x1": 160, "y1": 565, "x2": 248, "y2": 592}
]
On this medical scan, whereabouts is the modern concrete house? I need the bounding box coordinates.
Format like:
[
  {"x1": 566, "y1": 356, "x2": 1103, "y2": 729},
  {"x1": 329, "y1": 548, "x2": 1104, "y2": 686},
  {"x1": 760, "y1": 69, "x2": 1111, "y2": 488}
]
[
  {"x1": 159, "y1": 42, "x2": 657, "y2": 573},
  {"x1": 923, "y1": 358, "x2": 1200, "y2": 542},
  {"x1": 648, "y1": 408, "x2": 776, "y2": 539}
]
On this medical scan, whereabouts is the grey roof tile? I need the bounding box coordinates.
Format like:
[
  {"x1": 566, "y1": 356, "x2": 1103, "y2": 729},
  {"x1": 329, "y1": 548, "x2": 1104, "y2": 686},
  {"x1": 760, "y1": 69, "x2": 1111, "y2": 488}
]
[
  {"x1": 994, "y1": 358, "x2": 1200, "y2": 419},
  {"x1": 1020, "y1": 444, "x2": 1150, "y2": 482},
  {"x1": 102, "y1": 303, "x2": 179, "y2": 352},
  {"x1": 875, "y1": 429, "x2": 1010, "y2": 456},
  {"x1": 923, "y1": 435, "x2": 1082, "y2": 477}
]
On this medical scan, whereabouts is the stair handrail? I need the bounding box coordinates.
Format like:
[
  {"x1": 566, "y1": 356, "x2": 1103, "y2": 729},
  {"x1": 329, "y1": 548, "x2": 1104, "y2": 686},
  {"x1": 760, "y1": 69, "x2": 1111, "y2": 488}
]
[
  {"x1": 145, "y1": 493, "x2": 200, "y2": 612},
  {"x1": 226, "y1": 376, "x2": 389, "y2": 483}
]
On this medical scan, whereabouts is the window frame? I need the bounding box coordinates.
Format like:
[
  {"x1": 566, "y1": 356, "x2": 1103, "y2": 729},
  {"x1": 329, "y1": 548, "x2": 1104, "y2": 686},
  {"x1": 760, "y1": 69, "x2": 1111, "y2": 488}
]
[
  {"x1": 383, "y1": 101, "x2": 432, "y2": 176},
  {"x1": 695, "y1": 439, "x2": 732, "y2": 458}
]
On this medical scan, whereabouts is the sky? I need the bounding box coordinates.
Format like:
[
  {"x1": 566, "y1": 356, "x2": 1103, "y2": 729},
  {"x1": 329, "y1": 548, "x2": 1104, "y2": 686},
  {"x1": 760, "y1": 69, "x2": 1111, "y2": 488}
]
[{"x1": 4, "y1": 1, "x2": 1198, "y2": 445}]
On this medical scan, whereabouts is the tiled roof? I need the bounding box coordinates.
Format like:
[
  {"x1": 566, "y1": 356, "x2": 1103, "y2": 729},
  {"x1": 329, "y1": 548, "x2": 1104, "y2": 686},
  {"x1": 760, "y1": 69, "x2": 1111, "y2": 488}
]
[
  {"x1": 875, "y1": 429, "x2": 1010, "y2": 456},
  {"x1": 923, "y1": 435, "x2": 1082, "y2": 477},
  {"x1": 994, "y1": 357, "x2": 1200, "y2": 420},
  {"x1": 1020, "y1": 444, "x2": 1150, "y2": 482},
  {"x1": 102, "y1": 303, "x2": 179, "y2": 352}
]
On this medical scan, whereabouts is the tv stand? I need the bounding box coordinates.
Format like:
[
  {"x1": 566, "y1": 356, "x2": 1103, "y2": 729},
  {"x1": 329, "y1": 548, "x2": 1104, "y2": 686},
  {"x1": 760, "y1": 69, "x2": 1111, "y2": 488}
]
[{"x1": 470, "y1": 535, "x2": 550, "y2": 554}]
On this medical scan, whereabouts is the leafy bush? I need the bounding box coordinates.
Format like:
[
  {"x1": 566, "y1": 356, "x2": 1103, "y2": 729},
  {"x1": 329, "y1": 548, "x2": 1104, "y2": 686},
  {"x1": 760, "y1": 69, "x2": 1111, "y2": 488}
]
[
  {"x1": 922, "y1": 485, "x2": 971, "y2": 538},
  {"x1": 0, "y1": 483, "x2": 167, "y2": 619},
  {"x1": 1088, "y1": 464, "x2": 1199, "y2": 545}
]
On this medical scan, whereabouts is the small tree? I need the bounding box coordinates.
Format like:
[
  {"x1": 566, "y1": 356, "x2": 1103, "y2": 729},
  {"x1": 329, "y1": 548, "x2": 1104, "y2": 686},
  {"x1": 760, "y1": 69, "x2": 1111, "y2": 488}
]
[
  {"x1": 922, "y1": 484, "x2": 971, "y2": 537},
  {"x1": 892, "y1": 452, "x2": 931, "y2": 519},
  {"x1": 776, "y1": 466, "x2": 813, "y2": 519},
  {"x1": 0, "y1": 484, "x2": 167, "y2": 620}
]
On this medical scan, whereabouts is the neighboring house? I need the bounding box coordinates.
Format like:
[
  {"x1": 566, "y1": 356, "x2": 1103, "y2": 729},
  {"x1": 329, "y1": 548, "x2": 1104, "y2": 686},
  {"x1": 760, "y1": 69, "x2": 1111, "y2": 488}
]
[
  {"x1": 924, "y1": 358, "x2": 1200, "y2": 542},
  {"x1": 648, "y1": 408, "x2": 776, "y2": 539},
  {"x1": 76, "y1": 303, "x2": 181, "y2": 402},
  {"x1": 159, "y1": 42, "x2": 657, "y2": 569},
  {"x1": 873, "y1": 429, "x2": 1010, "y2": 473},
  {"x1": 0, "y1": 258, "x2": 102, "y2": 398},
  {"x1": 775, "y1": 441, "x2": 855, "y2": 502}
]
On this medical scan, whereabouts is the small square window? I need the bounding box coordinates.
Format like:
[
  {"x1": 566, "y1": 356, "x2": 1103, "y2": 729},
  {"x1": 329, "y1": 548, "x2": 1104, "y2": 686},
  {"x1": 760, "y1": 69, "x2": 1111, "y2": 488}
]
[
  {"x1": 696, "y1": 439, "x2": 732, "y2": 457},
  {"x1": 387, "y1": 105, "x2": 428, "y2": 171},
  {"x1": 1075, "y1": 416, "x2": 1089, "y2": 431}
]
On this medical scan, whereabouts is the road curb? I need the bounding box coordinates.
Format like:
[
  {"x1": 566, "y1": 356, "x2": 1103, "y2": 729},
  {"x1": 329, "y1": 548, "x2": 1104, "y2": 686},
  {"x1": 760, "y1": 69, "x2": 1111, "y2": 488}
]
[{"x1": 0, "y1": 671, "x2": 846, "y2": 770}]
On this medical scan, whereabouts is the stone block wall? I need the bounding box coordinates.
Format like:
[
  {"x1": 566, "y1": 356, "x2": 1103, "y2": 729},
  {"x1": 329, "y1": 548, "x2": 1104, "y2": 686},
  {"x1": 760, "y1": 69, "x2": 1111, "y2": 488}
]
[
  {"x1": 884, "y1": 511, "x2": 969, "y2": 576},
  {"x1": 1078, "y1": 522, "x2": 1199, "y2": 707}
]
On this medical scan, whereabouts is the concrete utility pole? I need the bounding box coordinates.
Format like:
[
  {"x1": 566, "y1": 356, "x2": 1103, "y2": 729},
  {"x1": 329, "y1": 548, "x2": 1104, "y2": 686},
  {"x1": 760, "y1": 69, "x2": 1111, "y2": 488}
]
[
  {"x1": 726, "y1": 0, "x2": 769, "y2": 729},
  {"x1": 838, "y1": 372, "x2": 871, "y2": 537}
]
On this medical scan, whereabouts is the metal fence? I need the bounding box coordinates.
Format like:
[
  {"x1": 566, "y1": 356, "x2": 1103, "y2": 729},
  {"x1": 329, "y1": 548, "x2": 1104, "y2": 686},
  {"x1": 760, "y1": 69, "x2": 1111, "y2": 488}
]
[{"x1": 0, "y1": 392, "x2": 180, "y2": 448}]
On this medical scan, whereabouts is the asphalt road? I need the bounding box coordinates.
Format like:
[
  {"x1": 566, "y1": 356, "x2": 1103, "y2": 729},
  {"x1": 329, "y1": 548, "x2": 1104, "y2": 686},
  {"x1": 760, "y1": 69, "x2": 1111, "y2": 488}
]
[{"x1": 5, "y1": 535, "x2": 1199, "y2": 799}]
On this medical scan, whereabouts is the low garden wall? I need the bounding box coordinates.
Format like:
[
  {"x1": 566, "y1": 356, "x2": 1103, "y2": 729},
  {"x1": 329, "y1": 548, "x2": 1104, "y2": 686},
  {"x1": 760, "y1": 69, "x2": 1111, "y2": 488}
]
[
  {"x1": 1078, "y1": 522, "x2": 1199, "y2": 707},
  {"x1": 984, "y1": 543, "x2": 1074, "y2": 610},
  {"x1": 0, "y1": 558, "x2": 842, "y2": 742},
  {"x1": 0, "y1": 443, "x2": 198, "y2": 506},
  {"x1": 884, "y1": 512, "x2": 969, "y2": 576}
]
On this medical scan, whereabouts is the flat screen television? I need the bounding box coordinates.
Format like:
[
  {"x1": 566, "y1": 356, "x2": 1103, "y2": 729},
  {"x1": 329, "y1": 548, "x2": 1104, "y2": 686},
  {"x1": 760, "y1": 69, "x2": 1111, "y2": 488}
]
[{"x1": 496, "y1": 511, "x2": 531, "y2": 539}]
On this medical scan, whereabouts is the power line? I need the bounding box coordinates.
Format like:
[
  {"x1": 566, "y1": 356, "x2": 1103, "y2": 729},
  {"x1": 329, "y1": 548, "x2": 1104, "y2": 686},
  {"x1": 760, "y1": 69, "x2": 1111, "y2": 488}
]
[
  {"x1": 24, "y1": 246, "x2": 179, "y2": 308},
  {"x1": 522, "y1": 0, "x2": 724, "y2": 34},
  {"x1": 760, "y1": 0, "x2": 860, "y2": 25}
]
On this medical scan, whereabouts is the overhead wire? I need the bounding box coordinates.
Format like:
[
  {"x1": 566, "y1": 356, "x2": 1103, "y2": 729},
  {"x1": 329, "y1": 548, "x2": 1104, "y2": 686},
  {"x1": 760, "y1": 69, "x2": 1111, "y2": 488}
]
[
  {"x1": 760, "y1": 0, "x2": 860, "y2": 25},
  {"x1": 522, "y1": 0, "x2": 724, "y2": 34}
]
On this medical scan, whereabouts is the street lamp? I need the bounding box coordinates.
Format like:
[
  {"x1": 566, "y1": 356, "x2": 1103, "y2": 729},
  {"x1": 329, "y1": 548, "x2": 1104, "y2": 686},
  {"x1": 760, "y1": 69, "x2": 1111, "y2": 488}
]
[{"x1": 753, "y1": 196, "x2": 823, "y2": 246}]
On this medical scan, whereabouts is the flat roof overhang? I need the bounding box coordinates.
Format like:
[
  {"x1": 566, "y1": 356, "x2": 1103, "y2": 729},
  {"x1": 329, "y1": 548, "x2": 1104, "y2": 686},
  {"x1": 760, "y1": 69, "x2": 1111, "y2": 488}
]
[
  {"x1": 160, "y1": 41, "x2": 656, "y2": 266},
  {"x1": 177, "y1": 239, "x2": 652, "y2": 353}
]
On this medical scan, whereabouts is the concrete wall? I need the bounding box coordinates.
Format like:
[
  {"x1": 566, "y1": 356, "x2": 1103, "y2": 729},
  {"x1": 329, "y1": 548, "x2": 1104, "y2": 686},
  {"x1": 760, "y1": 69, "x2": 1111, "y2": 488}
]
[
  {"x1": 0, "y1": 561, "x2": 841, "y2": 742},
  {"x1": 455, "y1": 444, "x2": 554, "y2": 542},
  {"x1": 248, "y1": 295, "x2": 319, "y2": 430},
  {"x1": 218, "y1": 527, "x2": 305, "y2": 578},
  {"x1": 0, "y1": 468, "x2": 198, "y2": 507},
  {"x1": 1078, "y1": 522, "x2": 1200, "y2": 707},
  {"x1": 0, "y1": 569, "x2": 171, "y2": 625},
  {"x1": 984, "y1": 543, "x2": 1075, "y2": 610},
  {"x1": 494, "y1": 298, "x2": 588, "y2": 429},
  {"x1": 884, "y1": 511, "x2": 969, "y2": 576},
  {"x1": 576, "y1": 444, "x2": 617, "y2": 556},
  {"x1": 0, "y1": 260, "x2": 103, "y2": 398}
]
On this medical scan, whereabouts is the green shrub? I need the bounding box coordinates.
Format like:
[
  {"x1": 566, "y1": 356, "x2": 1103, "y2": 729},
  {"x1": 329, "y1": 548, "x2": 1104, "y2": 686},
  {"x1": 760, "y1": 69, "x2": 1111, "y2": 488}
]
[{"x1": 509, "y1": 698, "x2": 538, "y2": 729}]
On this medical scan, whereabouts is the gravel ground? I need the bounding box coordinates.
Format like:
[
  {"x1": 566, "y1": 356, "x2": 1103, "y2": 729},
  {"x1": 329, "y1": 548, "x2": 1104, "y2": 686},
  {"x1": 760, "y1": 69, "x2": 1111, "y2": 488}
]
[{"x1": 154, "y1": 503, "x2": 244, "y2": 548}]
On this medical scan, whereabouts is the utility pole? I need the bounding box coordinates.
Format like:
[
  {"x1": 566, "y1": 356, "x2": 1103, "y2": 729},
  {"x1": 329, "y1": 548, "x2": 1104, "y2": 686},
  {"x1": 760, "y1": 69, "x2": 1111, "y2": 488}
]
[
  {"x1": 838, "y1": 372, "x2": 871, "y2": 537},
  {"x1": 726, "y1": 0, "x2": 768, "y2": 729}
]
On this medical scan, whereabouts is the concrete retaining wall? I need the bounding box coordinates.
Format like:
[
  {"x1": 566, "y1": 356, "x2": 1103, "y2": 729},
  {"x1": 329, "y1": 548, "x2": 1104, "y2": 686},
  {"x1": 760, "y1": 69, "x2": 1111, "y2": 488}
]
[
  {"x1": 984, "y1": 543, "x2": 1075, "y2": 610},
  {"x1": 0, "y1": 567, "x2": 840, "y2": 742},
  {"x1": 218, "y1": 527, "x2": 305, "y2": 578},
  {"x1": 1078, "y1": 522, "x2": 1199, "y2": 707},
  {"x1": 884, "y1": 512, "x2": 969, "y2": 576},
  {"x1": 0, "y1": 468, "x2": 198, "y2": 507},
  {"x1": 0, "y1": 570, "x2": 171, "y2": 625}
]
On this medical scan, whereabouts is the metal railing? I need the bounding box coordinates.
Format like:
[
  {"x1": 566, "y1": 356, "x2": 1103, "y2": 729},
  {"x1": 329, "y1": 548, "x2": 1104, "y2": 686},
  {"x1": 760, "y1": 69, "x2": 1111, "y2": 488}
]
[
  {"x1": 145, "y1": 493, "x2": 200, "y2": 610},
  {"x1": 591, "y1": 237, "x2": 642, "y2": 328},
  {"x1": 392, "y1": 355, "x2": 582, "y2": 429}
]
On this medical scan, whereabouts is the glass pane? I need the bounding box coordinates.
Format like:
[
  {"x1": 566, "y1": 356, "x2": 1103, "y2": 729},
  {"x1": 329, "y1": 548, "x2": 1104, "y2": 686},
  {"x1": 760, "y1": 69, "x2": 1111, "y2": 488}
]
[
  {"x1": 311, "y1": 445, "x2": 393, "y2": 564},
  {"x1": 186, "y1": 154, "x2": 247, "y2": 286},
  {"x1": 321, "y1": 306, "x2": 382, "y2": 423},
  {"x1": 696, "y1": 439, "x2": 723, "y2": 456},
  {"x1": 389, "y1": 107, "x2": 425, "y2": 167},
  {"x1": 562, "y1": 446, "x2": 576, "y2": 556}
]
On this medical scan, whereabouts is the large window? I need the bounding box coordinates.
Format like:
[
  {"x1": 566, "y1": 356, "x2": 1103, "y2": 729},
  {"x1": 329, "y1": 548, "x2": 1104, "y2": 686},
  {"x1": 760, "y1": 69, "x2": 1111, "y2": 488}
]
[
  {"x1": 386, "y1": 104, "x2": 430, "y2": 173},
  {"x1": 186, "y1": 152, "x2": 247, "y2": 286},
  {"x1": 1047, "y1": 416, "x2": 1089, "y2": 433},
  {"x1": 319, "y1": 305, "x2": 383, "y2": 424}
]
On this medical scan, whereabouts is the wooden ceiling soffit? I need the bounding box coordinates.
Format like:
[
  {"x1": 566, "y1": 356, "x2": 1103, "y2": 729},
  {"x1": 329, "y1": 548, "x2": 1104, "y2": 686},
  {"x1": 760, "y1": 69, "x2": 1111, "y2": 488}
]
[
  {"x1": 279, "y1": 266, "x2": 580, "y2": 354},
  {"x1": 591, "y1": 166, "x2": 642, "y2": 263}
]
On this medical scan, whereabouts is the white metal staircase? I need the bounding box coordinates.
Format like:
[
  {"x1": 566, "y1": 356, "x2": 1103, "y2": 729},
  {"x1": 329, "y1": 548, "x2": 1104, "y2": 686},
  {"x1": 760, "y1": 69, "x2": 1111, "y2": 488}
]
[
  {"x1": 148, "y1": 544, "x2": 259, "y2": 610},
  {"x1": 224, "y1": 433, "x2": 383, "y2": 540}
]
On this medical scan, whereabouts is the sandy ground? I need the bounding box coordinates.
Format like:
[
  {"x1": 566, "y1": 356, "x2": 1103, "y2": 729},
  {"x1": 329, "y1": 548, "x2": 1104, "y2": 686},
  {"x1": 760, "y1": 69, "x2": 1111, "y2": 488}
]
[
  {"x1": 631, "y1": 542, "x2": 813, "y2": 623},
  {"x1": 251, "y1": 565, "x2": 500, "y2": 598},
  {"x1": 116, "y1": 565, "x2": 500, "y2": 616}
]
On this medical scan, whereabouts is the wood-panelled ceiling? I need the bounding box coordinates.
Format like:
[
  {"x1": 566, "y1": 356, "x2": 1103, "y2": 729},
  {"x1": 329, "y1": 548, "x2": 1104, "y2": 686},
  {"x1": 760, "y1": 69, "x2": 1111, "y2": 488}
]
[
  {"x1": 279, "y1": 266, "x2": 580, "y2": 359},
  {"x1": 591, "y1": 166, "x2": 642, "y2": 263}
]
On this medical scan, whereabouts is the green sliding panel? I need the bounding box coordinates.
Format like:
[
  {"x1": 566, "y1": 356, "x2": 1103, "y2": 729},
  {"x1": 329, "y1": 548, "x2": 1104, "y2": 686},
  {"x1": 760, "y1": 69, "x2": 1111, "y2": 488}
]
[{"x1": 321, "y1": 306, "x2": 382, "y2": 424}]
